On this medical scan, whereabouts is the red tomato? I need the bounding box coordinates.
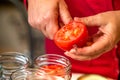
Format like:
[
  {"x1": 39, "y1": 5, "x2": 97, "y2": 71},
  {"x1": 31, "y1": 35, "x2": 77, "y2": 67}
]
[
  {"x1": 54, "y1": 21, "x2": 88, "y2": 51},
  {"x1": 39, "y1": 64, "x2": 65, "y2": 76}
]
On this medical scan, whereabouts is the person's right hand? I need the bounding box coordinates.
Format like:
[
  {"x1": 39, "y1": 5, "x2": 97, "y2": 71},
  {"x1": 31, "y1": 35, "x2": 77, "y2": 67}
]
[{"x1": 28, "y1": 0, "x2": 72, "y2": 39}]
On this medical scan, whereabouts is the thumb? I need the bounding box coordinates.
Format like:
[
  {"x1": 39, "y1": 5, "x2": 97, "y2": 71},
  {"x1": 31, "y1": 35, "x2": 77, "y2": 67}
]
[
  {"x1": 74, "y1": 14, "x2": 105, "y2": 27},
  {"x1": 59, "y1": 0, "x2": 72, "y2": 24}
]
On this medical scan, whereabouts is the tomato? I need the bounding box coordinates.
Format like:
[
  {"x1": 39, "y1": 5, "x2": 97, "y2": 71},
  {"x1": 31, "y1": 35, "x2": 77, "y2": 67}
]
[
  {"x1": 39, "y1": 64, "x2": 65, "y2": 76},
  {"x1": 54, "y1": 21, "x2": 88, "y2": 51}
]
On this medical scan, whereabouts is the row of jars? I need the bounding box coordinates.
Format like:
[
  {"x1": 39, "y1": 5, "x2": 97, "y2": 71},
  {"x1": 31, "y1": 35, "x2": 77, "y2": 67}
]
[{"x1": 0, "y1": 52, "x2": 71, "y2": 80}]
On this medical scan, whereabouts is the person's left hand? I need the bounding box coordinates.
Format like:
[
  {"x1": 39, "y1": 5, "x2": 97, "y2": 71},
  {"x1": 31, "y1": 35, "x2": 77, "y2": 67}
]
[{"x1": 64, "y1": 11, "x2": 120, "y2": 61}]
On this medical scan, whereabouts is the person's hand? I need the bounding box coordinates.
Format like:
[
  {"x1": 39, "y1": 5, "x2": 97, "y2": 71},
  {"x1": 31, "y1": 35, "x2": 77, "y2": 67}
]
[
  {"x1": 65, "y1": 11, "x2": 120, "y2": 60},
  {"x1": 28, "y1": 0, "x2": 72, "y2": 39}
]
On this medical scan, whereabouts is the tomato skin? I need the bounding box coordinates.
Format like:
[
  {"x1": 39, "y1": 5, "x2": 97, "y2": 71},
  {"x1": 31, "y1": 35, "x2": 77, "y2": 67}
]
[{"x1": 54, "y1": 21, "x2": 88, "y2": 51}]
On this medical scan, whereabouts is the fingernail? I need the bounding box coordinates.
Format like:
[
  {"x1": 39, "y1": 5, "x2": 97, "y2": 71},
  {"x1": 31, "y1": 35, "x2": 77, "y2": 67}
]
[
  {"x1": 70, "y1": 49, "x2": 76, "y2": 53},
  {"x1": 74, "y1": 17, "x2": 79, "y2": 21},
  {"x1": 64, "y1": 51, "x2": 68, "y2": 54},
  {"x1": 49, "y1": 35, "x2": 53, "y2": 40},
  {"x1": 64, "y1": 51, "x2": 69, "y2": 56}
]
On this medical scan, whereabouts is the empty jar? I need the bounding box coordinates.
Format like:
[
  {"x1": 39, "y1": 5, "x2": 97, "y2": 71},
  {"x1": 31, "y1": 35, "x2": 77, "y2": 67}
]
[
  {"x1": 34, "y1": 54, "x2": 71, "y2": 80},
  {"x1": 0, "y1": 52, "x2": 30, "y2": 79}
]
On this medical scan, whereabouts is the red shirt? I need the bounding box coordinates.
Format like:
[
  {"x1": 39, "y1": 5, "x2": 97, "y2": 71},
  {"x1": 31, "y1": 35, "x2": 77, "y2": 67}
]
[{"x1": 24, "y1": 0, "x2": 120, "y2": 79}]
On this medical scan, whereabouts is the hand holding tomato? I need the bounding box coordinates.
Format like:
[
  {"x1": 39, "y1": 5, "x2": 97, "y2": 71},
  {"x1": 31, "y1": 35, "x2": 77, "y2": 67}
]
[
  {"x1": 28, "y1": 0, "x2": 72, "y2": 39},
  {"x1": 54, "y1": 21, "x2": 88, "y2": 51},
  {"x1": 65, "y1": 11, "x2": 120, "y2": 61}
]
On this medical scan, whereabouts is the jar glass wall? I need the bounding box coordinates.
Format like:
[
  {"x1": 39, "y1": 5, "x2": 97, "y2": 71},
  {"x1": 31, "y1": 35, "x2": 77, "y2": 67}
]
[
  {"x1": 0, "y1": 52, "x2": 30, "y2": 79},
  {"x1": 10, "y1": 68, "x2": 56, "y2": 80},
  {"x1": 34, "y1": 54, "x2": 71, "y2": 80}
]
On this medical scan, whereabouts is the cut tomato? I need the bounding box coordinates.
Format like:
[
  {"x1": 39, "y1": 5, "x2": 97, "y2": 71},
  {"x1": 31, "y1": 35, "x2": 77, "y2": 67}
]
[
  {"x1": 54, "y1": 21, "x2": 88, "y2": 51},
  {"x1": 39, "y1": 64, "x2": 65, "y2": 76}
]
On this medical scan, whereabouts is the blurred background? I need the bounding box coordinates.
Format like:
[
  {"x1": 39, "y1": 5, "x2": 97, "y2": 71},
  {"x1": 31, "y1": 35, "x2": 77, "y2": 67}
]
[{"x1": 0, "y1": 0, "x2": 45, "y2": 66}]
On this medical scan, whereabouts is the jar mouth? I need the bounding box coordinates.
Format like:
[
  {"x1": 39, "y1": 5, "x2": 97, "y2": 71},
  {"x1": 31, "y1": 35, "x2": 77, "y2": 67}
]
[{"x1": 35, "y1": 54, "x2": 71, "y2": 67}]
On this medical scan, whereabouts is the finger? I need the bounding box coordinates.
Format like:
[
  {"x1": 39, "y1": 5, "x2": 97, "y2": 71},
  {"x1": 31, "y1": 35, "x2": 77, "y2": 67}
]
[
  {"x1": 37, "y1": 23, "x2": 49, "y2": 38},
  {"x1": 64, "y1": 50, "x2": 91, "y2": 61},
  {"x1": 65, "y1": 48, "x2": 103, "y2": 60},
  {"x1": 76, "y1": 34, "x2": 111, "y2": 56},
  {"x1": 46, "y1": 18, "x2": 59, "y2": 40},
  {"x1": 74, "y1": 14, "x2": 106, "y2": 27},
  {"x1": 59, "y1": 0, "x2": 72, "y2": 24}
]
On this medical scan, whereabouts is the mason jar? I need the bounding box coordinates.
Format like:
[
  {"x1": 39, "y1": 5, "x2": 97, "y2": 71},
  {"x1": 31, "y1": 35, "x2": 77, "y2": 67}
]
[
  {"x1": 0, "y1": 52, "x2": 30, "y2": 79},
  {"x1": 34, "y1": 54, "x2": 71, "y2": 80}
]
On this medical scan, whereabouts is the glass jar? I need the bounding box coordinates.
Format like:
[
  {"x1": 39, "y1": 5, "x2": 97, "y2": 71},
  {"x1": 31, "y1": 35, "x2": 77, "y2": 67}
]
[
  {"x1": 0, "y1": 52, "x2": 30, "y2": 79},
  {"x1": 34, "y1": 54, "x2": 71, "y2": 80},
  {"x1": 10, "y1": 68, "x2": 56, "y2": 80}
]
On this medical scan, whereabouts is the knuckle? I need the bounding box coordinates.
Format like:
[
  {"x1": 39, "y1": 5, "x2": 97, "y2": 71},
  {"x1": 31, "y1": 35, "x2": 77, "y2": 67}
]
[
  {"x1": 35, "y1": 19, "x2": 42, "y2": 25},
  {"x1": 28, "y1": 18, "x2": 35, "y2": 27},
  {"x1": 28, "y1": 18, "x2": 43, "y2": 28}
]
